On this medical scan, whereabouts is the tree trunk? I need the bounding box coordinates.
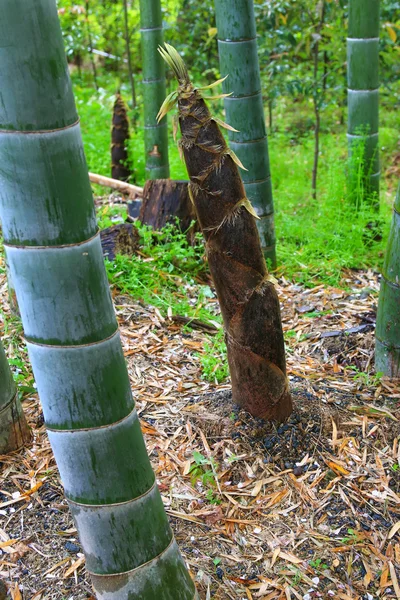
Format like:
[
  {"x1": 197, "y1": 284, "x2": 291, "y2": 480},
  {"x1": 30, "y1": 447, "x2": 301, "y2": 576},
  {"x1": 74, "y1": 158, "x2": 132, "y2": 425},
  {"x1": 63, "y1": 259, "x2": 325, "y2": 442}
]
[
  {"x1": 375, "y1": 182, "x2": 400, "y2": 376},
  {"x1": 159, "y1": 45, "x2": 292, "y2": 421},
  {"x1": 0, "y1": 4, "x2": 197, "y2": 598},
  {"x1": 214, "y1": 0, "x2": 277, "y2": 267},
  {"x1": 122, "y1": 0, "x2": 136, "y2": 109},
  {"x1": 111, "y1": 93, "x2": 132, "y2": 182},
  {"x1": 139, "y1": 0, "x2": 170, "y2": 179},
  {"x1": 0, "y1": 338, "x2": 30, "y2": 453},
  {"x1": 347, "y1": 0, "x2": 380, "y2": 208},
  {"x1": 139, "y1": 179, "x2": 198, "y2": 235}
]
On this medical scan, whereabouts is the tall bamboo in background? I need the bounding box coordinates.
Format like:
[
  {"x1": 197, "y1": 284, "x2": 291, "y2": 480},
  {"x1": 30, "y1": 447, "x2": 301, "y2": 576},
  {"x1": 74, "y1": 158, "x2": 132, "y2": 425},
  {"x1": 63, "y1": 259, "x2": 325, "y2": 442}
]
[
  {"x1": 0, "y1": 337, "x2": 30, "y2": 453},
  {"x1": 159, "y1": 45, "x2": 292, "y2": 421},
  {"x1": 139, "y1": 0, "x2": 170, "y2": 179},
  {"x1": 0, "y1": 3, "x2": 196, "y2": 598},
  {"x1": 347, "y1": 0, "x2": 380, "y2": 206},
  {"x1": 375, "y1": 182, "x2": 400, "y2": 377},
  {"x1": 214, "y1": 0, "x2": 276, "y2": 266},
  {"x1": 123, "y1": 0, "x2": 136, "y2": 110}
]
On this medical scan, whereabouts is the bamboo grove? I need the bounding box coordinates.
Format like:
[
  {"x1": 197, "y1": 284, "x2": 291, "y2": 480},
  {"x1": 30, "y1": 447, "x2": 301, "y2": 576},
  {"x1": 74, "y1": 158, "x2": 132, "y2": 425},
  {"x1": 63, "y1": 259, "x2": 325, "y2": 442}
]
[
  {"x1": 0, "y1": 0, "x2": 399, "y2": 596},
  {"x1": 0, "y1": 1, "x2": 196, "y2": 598}
]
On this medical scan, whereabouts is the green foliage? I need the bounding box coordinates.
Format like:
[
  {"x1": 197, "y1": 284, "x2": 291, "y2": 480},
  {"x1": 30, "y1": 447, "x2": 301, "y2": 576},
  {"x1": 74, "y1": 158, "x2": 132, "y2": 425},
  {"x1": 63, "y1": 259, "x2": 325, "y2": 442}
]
[
  {"x1": 198, "y1": 329, "x2": 229, "y2": 384},
  {"x1": 309, "y1": 557, "x2": 329, "y2": 572},
  {"x1": 0, "y1": 310, "x2": 35, "y2": 401},
  {"x1": 189, "y1": 451, "x2": 218, "y2": 489},
  {"x1": 105, "y1": 220, "x2": 217, "y2": 323}
]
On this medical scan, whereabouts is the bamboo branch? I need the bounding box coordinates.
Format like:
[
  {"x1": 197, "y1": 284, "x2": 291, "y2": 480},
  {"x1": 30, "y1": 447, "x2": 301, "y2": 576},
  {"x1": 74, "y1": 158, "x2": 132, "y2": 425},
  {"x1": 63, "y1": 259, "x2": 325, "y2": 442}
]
[{"x1": 89, "y1": 172, "x2": 143, "y2": 197}]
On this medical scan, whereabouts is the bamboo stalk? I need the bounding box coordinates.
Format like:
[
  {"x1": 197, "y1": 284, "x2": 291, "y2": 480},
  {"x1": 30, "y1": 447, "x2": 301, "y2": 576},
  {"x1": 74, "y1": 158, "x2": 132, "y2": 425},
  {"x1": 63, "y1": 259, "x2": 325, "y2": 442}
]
[
  {"x1": 375, "y1": 183, "x2": 400, "y2": 376},
  {"x1": 123, "y1": 0, "x2": 136, "y2": 109},
  {"x1": 89, "y1": 172, "x2": 143, "y2": 197},
  {"x1": 0, "y1": 337, "x2": 30, "y2": 453},
  {"x1": 139, "y1": 0, "x2": 170, "y2": 179},
  {"x1": 214, "y1": 0, "x2": 276, "y2": 267},
  {"x1": 0, "y1": 3, "x2": 197, "y2": 598},
  {"x1": 347, "y1": 0, "x2": 380, "y2": 206},
  {"x1": 159, "y1": 45, "x2": 292, "y2": 421}
]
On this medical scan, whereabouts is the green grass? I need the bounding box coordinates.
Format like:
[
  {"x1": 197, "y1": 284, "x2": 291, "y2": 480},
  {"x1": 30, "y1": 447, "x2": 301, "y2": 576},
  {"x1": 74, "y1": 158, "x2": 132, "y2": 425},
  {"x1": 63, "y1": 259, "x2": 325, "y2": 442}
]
[
  {"x1": 69, "y1": 70, "x2": 399, "y2": 382},
  {"x1": 73, "y1": 70, "x2": 397, "y2": 289}
]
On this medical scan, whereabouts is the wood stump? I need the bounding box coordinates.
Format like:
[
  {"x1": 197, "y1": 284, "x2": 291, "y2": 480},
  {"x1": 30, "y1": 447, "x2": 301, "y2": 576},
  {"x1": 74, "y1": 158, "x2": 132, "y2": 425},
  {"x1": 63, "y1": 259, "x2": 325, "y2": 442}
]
[
  {"x1": 139, "y1": 179, "x2": 199, "y2": 239},
  {"x1": 100, "y1": 223, "x2": 140, "y2": 261}
]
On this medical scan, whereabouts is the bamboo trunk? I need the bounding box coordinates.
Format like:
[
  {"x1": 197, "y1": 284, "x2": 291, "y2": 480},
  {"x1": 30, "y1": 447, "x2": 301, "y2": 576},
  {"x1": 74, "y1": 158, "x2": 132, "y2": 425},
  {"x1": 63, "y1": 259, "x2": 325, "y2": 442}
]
[
  {"x1": 347, "y1": 0, "x2": 380, "y2": 206},
  {"x1": 375, "y1": 183, "x2": 400, "y2": 376},
  {"x1": 214, "y1": 0, "x2": 276, "y2": 267},
  {"x1": 139, "y1": 0, "x2": 170, "y2": 179},
  {"x1": 123, "y1": 0, "x2": 136, "y2": 109},
  {"x1": 159, "y1": 45, "x2": 292, "y2": 421},
  {"x1": 0, "y1": 4, "x2": 196, "y2": 598},
  {"x1": 0, "y1": 337, "x2": 30, "y2": 453}
]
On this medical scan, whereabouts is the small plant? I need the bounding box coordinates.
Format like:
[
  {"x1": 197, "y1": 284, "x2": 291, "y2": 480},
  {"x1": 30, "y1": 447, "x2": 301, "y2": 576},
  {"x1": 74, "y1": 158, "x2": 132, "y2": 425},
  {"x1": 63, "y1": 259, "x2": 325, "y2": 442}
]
[
  {"x1": 206, "y1": 489, "x2": 222, "y2": 505},
  {"x1": 346, "y1": 366, "x2": 383, "y2": 387},
  {"x1": 309, "y1": 557, "x2": 329, "y2": 572},
  {"x1": 198, "y1": 329, "x2": 229, "y2": 384},
  {"x1": 291, "y1": 568, "x2": 303, "y2": 586},
  {"x1": 392, "y1": 463, "x2": 399, "y2": 472},
  {"x1": 340, "y1": 528, "x2": 363, "y2": 545},
  {"x1": 189, "y1": 451, "x2": 217, "y2": 488}
]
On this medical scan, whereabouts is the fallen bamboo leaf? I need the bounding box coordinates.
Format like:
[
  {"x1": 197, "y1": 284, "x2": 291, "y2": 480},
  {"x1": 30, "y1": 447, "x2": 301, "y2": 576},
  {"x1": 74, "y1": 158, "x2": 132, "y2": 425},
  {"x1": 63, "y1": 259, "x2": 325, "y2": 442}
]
[
  {"x1": 389, "y1": 561, "x2": 400, "y2": 599},
  {"x1": 10, "y1": 583, "x2": 22, "y2": 600},
  {"x1": 325, "y1": 460, "x2": 350, "y2": 476},
  {"x1": 63, "y1": 556, "x2": 85, "y2": 579},
  {"x1": 0, "y1": 539, "x2": 18, "y2": 549},
  {"x1": 388, "y1": 521, "x2": 400, "y2": 540}
]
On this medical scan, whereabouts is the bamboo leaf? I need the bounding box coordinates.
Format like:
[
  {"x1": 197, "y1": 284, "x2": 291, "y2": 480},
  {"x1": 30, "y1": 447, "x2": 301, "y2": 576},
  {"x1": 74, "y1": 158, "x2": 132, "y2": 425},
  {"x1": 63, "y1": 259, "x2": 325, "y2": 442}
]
[
  {"x1": 212, "y1": 116, "x2": 239, "y2": 133},
  {"x1": 241, "y1": 197, "x2": 260, "y2": 220},
  {"x1": 206, "y1": 92, "x2": 233, "y2": 100},
  {"x1": 225, "y1": 148, "x2": 248, "y2": 171},
  {"x1": 197, "y1": 75, "x2": 229, "y2": 91},
  {"x1": 158, "y1": 43, "x2": 189, "y2": 84},
  {"x1": 156, "y1": 90, "x2": 178, "y2": 122}
]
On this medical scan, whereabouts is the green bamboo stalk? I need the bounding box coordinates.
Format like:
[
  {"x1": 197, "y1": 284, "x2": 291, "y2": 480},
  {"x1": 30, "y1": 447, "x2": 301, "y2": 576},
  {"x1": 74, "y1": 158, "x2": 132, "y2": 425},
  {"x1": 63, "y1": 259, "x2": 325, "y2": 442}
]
[
  {"x1": 375, "y1": 183, "x2": 400, "y2": 377},
  {"x1": 139, "y1": 0, "x2": 170, "y2": 179},
  {"x1": 0, "y1": 336, "x2": 30, "y2": 453},
  {"x1": 347, "y1": 0, "x2": 380, "y2": 206},
  {"x1": 214, "y1": 0, "x2": 276, "y2": 267},
  {"x1": 0, "y1": 2, "x2": 196, "y2": 598}
]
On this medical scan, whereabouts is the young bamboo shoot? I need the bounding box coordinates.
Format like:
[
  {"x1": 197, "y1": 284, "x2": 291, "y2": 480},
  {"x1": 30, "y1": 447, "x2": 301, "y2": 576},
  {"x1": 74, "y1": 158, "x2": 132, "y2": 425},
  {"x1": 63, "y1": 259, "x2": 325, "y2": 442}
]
[{"x1": 158, "y1": 45, "x2": 292, "y2": 421}]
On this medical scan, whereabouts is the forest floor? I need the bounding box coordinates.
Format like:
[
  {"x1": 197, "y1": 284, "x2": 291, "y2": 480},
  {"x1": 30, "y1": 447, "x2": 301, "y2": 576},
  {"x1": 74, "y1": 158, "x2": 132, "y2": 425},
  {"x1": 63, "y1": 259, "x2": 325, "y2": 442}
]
[{"x1": 0, "y1": 249, "x2": 399, "y2": 600}]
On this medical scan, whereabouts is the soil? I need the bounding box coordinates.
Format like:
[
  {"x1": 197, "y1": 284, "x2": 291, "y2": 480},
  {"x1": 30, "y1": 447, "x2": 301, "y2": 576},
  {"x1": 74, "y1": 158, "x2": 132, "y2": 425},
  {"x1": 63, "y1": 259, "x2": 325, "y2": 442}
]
[{"x1": 0, "y1": 269, "x2": 399, "y2": 600}]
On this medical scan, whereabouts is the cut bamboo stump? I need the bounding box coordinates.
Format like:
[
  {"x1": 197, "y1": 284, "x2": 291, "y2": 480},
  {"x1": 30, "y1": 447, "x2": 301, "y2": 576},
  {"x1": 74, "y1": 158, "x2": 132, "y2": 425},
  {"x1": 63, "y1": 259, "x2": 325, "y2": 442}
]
[
  {"x1": 100, "y1": 223, "x2": 140, "y2": 261},
  {"x1": 139, "y1": 179, "x2": 199, "y2": 239}
]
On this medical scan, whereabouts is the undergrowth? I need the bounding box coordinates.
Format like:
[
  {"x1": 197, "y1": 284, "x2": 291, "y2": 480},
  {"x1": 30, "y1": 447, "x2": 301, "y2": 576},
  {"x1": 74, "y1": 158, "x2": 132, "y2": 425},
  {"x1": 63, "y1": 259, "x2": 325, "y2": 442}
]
[{"x1": 76, "y1": 71, "x2": 397, "y2": 289}]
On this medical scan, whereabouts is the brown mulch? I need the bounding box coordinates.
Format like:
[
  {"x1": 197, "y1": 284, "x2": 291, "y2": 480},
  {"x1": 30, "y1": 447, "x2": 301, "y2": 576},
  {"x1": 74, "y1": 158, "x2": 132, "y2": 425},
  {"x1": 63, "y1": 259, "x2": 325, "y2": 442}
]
[{"x1": 0, "y1": 263, "x2": 399, "y2": 600}]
